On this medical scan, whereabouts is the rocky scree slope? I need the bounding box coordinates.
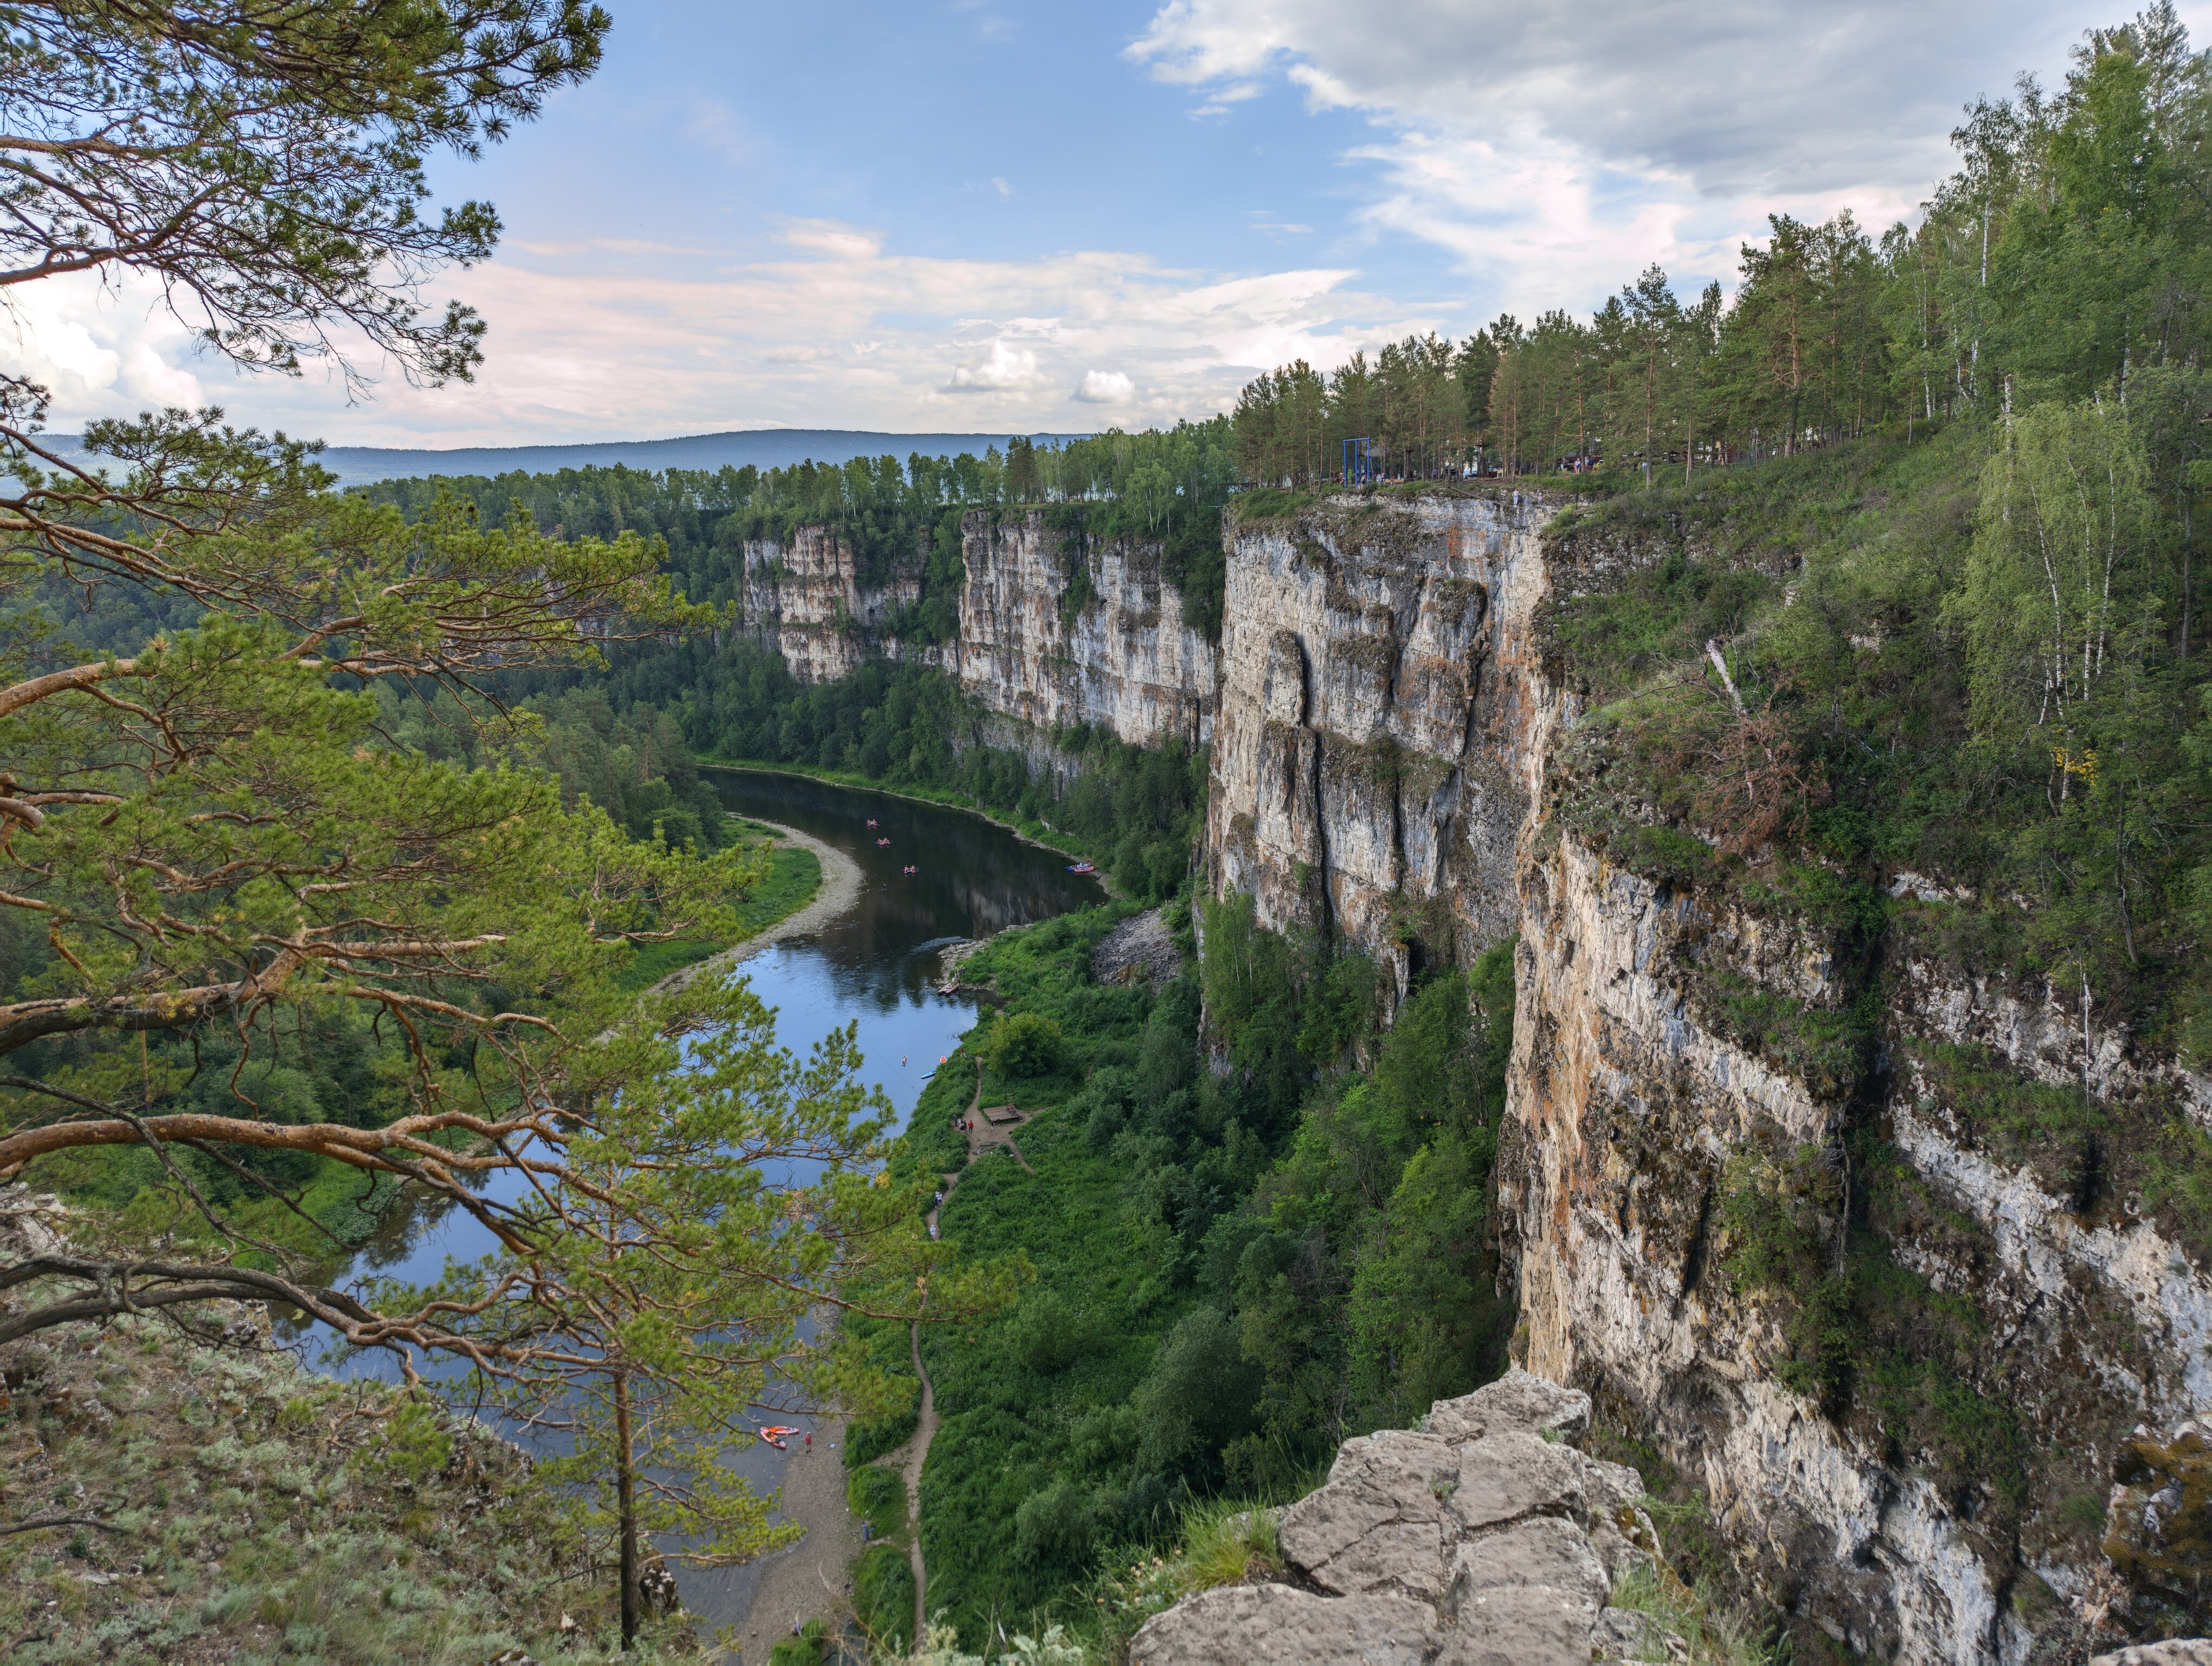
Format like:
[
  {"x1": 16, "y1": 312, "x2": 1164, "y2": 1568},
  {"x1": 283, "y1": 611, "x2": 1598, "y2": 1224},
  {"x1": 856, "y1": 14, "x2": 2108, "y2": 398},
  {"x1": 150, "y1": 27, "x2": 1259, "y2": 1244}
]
[{"x1": 1128, "y1": 1368, "x2": 1680, "y2": 1664}]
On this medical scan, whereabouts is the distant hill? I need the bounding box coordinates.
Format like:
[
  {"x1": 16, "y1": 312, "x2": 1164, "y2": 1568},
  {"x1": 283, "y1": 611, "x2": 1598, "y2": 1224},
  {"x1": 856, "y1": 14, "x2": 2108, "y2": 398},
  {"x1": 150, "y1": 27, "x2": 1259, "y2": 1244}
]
[{"x1": 40, "y1": 427, "x2": 1095, "y2": 489}]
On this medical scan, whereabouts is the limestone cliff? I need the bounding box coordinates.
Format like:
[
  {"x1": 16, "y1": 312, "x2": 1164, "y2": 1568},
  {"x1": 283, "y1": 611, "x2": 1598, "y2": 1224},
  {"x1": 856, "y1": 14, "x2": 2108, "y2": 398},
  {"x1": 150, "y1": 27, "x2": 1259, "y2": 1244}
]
[
  {"x1": 954, "y1": 511, "x2": 1216, "y2": 749},
  {"x1": 741, "y1": 510, "x2": 1214, "y2": 751},
  {"x1": 1201, "y1": 492, "x2": 1559, "y2": 989},
  {"x1": 1194, "y1": 486, "x2": 2211, "y2": 1662},
  {"x1": 739, "y1": 524, "x2": 925, "y2": 685}
]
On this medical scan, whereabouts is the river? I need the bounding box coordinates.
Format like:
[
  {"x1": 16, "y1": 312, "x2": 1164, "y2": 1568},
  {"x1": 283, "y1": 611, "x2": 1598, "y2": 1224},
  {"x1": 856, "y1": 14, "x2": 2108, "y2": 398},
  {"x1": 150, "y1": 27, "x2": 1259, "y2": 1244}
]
[{"x1": 307, "y1": 768, "x2": 1100, "y2": 1640}]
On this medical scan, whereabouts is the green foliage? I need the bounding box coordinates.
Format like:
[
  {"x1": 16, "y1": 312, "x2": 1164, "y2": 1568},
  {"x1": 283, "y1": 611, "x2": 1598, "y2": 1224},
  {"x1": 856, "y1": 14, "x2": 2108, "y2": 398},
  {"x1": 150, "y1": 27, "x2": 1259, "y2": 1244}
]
[
  {"x1": 852, "y1": 1542, "x2": 917, "y2": 1653},
  {"x1": 979, "y1": 1012, "x2": 1068, "y2": 1083},
  {"x1": 396, "y1": 977, "x2": 1013, "y2": 1636},
  {"x1": 665, "y1": 652, "x2": 1206, "y2": 904},
  {"x1": 1230, "y1": 15, "x2": 2211, "y2": 483},
  {"x1": 612, "y1": 841, "x2": 821, "y2": 994},
  {"x1": 0, "y1": 0, "x2": 608, "y2": 387},
  {"x1": 362, "y1": 419, "x2": 1234, "y2": 644},
  {"x1": 879, "y1": 905, "x2": 1286, "y2": 1645},
  {"x1": 1058, "y1": 559, "x2": 1096, "y2": 631},
  {"x1": 1720, "y1": 1136, "x2": 2031, "y2": 1520},
  {"x1": 1089, "y1": 1500, "x2": 1283, "y2": 1659},
  {"x1": 847, "y1": 1466, "x2": 909, "y2": 1542},
  {"x1": 1215, "y1": 941, "x2": 1517, "y2": 1460}
]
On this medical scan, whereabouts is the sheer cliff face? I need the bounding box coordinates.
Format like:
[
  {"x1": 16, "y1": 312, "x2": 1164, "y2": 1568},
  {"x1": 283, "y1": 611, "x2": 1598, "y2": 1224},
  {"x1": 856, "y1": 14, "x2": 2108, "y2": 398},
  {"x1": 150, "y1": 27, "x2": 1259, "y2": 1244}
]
[
  {"x1": 1505, "y1": 829, "x2": 2212, "y2": 1661},
  {"x1": 740, "y1": 527, "x2": 921, "y2": 684},
  {"x1": 1194, "y1": 489, "x2": 2209, "y2": 1661},
  {"x1": 743, "y1": 511, "x2": 1214, "y2": 748},
  {"x1": 1203, "y1": 494, "x2": 1559, "y2": 978},
  {"x1": 955, "y1": 511, "x2": 1216, "y2": 748}
]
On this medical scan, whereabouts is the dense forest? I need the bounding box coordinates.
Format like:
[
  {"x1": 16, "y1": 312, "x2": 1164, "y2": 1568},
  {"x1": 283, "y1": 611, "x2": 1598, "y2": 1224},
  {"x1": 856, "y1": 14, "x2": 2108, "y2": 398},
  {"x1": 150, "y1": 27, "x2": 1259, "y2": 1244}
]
[{"x1": 1233, "y1": 7, "x2": 2211, "y2": 485}]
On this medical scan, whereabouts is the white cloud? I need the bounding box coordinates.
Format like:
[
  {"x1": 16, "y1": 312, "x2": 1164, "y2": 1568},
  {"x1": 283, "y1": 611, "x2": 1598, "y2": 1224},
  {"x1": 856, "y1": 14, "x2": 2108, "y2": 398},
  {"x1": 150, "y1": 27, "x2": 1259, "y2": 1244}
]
[
  {"x1": 1073, "y1": 370, "x2": 1136, "y2": 404},
  {"x1": 944, "y1": 339, "x2": 1041, "y2": 392},
  {"x1": 30, "y1": 235, "x2": 1409, "y2": 444},
  {"x1": 777, "y1": 220, "x2": 883, "y2": 260},
  {"x1": 992, "y1": 176, "x2": 1013, "y2": 198},
  {"x1": 4, "y1": 270, "x2": 205, "y2": 424},
  {"x1": 1129, "y1": 0, "x2": 2111, "y2": 311}
]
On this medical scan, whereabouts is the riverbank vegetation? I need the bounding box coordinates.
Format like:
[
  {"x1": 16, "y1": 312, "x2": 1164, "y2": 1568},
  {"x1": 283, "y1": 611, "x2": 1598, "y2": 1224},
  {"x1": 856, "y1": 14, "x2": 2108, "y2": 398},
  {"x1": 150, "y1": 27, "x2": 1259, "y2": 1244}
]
[
  {"x1": 841, "y1": 895, "x2": 1515, "y2": 1650},
  {"x1": 689, "y1": 652, "x2": 1206, "y2": 904}
]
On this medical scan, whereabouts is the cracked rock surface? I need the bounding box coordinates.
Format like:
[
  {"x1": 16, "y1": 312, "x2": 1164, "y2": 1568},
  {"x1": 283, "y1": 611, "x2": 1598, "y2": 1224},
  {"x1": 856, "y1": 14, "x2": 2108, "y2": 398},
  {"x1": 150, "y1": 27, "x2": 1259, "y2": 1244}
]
[{"x1": 1129, "y1": 1368, "x2": 1679, "y2": 1664}]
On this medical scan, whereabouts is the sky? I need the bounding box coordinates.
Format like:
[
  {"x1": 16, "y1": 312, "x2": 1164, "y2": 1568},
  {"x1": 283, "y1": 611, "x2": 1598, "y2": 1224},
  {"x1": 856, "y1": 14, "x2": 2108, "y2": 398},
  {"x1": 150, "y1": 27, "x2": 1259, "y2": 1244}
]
[{"x1": 13, "y1": 0, "x2": 2212, "y2": 448}]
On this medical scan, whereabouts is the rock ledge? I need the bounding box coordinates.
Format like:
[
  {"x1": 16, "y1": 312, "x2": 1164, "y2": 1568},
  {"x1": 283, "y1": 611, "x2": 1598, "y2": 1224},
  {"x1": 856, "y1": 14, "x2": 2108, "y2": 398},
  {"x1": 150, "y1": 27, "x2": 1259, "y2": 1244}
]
[{"x1": 1129, "y1": 1368, "x2": 1680, "y2": 1664}]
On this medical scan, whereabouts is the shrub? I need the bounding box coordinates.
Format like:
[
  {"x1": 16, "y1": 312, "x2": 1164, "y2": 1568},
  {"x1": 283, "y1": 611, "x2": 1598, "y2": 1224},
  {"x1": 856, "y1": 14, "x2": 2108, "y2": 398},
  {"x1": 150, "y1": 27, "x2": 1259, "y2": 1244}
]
[
  {"x1": 851, "y1": 1543, "x2": 915, "y2": 1653},
  {"x1": 1012, "y1": 1480, "x2": 1097, "y2": 1568},
  {"x1": 979, "y1": 1012, "x2": 1066, "y2": 1081},
  {"x1": 846, "y1": 1465, "x2": 908, "y2": 1540}
]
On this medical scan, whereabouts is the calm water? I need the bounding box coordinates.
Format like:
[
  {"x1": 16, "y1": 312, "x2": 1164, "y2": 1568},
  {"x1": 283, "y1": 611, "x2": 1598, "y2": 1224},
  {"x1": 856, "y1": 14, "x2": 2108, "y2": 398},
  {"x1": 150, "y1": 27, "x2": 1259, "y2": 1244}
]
[{"x1": 305, "y1": 770, "x2": 1099, "y2": 1630}]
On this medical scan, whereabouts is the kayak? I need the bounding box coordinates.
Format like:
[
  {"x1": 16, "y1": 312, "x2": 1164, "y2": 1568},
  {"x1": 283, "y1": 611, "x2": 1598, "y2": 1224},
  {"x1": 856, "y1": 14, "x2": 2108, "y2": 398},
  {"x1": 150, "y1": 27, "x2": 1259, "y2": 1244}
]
[
  {"x1": 759, "y1": 1425, "x2": 800, "y2": 1450},
  {"x1": 1068, "y1": 862, "x2": 1094, "y2": 873}
]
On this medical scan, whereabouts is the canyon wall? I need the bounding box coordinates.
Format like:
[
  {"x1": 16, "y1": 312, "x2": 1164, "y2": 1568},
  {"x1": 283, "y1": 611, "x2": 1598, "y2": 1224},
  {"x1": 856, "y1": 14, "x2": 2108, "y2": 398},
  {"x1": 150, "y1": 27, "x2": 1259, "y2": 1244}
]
[
  {"x1": 954, "y1": 512, "x2": 1216, "y2": 749},
  {"x1": 741, "y1": 487, "x2": 2211, "y2": 1658},
  {"x1": 739, "y1": 510, "x2": 1214, "y2": 749},
  {"x1": 1502, "y1": 819, "x2": 2212, "y2": 1662},
  {"x1": 738, "y1": 524, "x2": 926, "y2": 685},
  {"x1": 1197, "y1": 489, "x2": 2211, "y2": 1662},
  {"x1": 1201, "y1": 492, "x2": 1558, "y2": 986}
]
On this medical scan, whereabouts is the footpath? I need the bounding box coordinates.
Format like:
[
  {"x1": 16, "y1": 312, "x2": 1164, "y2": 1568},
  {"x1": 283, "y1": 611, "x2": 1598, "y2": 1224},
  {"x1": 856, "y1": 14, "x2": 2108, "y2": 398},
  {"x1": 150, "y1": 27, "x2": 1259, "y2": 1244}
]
[{"x1": 892, "y1": 1062, "x2": 1039, "y2": 1644}]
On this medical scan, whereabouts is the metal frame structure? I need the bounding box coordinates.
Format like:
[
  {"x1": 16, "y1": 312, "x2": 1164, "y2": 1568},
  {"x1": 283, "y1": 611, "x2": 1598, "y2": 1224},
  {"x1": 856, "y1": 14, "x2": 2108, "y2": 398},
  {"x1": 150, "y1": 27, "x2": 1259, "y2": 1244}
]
[{"x1": 1341, "y1": 435, "x2": 1375, "y2": 485}]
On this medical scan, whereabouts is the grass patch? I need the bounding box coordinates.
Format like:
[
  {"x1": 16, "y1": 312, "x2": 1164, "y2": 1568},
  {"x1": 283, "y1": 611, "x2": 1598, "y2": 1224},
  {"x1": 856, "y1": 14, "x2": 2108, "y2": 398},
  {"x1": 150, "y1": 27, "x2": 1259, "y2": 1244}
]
[
  {"x1": 1089, "y1": 1500, "x2": 1282, "y2": 1661},
  {"x1": 851, "y1": 1542, "x2": 916, "y2": 1654},
  {"x1": 847, "y1": 1464, "x2": 909, "y2": 1543}
]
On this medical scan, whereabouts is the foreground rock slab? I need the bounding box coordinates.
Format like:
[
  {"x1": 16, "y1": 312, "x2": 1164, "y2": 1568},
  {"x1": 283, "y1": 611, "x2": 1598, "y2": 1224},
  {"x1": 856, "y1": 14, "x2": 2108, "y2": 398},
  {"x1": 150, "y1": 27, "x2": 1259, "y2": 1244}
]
[{"x1": 1130, "y1": 1368, "x2": 1679, "y2": 1665}]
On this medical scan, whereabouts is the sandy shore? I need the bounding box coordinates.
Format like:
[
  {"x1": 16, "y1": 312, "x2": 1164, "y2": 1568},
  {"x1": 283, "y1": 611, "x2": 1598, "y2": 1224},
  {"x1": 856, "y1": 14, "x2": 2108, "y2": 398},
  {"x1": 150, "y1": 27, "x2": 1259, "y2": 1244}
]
[
  {"x1": 652, "y1": 819, "x2": 863, "y2": 998},
  {"x1": 720, "y1": 1417, "x2": 866, "y2": 1664}
]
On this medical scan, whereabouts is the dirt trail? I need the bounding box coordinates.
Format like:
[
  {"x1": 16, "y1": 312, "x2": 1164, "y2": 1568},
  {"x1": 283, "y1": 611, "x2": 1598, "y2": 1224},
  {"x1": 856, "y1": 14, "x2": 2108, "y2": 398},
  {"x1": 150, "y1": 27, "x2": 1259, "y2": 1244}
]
[
  {"x1": 956, "y1": 1068, "x2": 1037, "y2": 1175},
  {"x1": 892, "y1": 1062, "x2": 1045, "y2": 1643}
]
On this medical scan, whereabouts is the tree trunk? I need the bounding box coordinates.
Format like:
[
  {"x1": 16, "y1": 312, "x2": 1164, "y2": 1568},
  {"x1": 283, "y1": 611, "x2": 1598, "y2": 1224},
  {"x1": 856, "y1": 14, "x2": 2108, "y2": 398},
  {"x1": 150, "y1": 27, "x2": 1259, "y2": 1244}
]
[{"x1": 616, "y1": 1367, "x2": 640, "y2": 1651}]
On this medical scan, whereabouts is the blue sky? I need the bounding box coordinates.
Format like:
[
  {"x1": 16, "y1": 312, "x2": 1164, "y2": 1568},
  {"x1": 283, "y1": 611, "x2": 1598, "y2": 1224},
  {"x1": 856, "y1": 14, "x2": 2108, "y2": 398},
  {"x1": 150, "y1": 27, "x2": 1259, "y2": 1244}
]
[{"x1": 17, "y1": 0, "x2": 2209, "y2": 446}]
